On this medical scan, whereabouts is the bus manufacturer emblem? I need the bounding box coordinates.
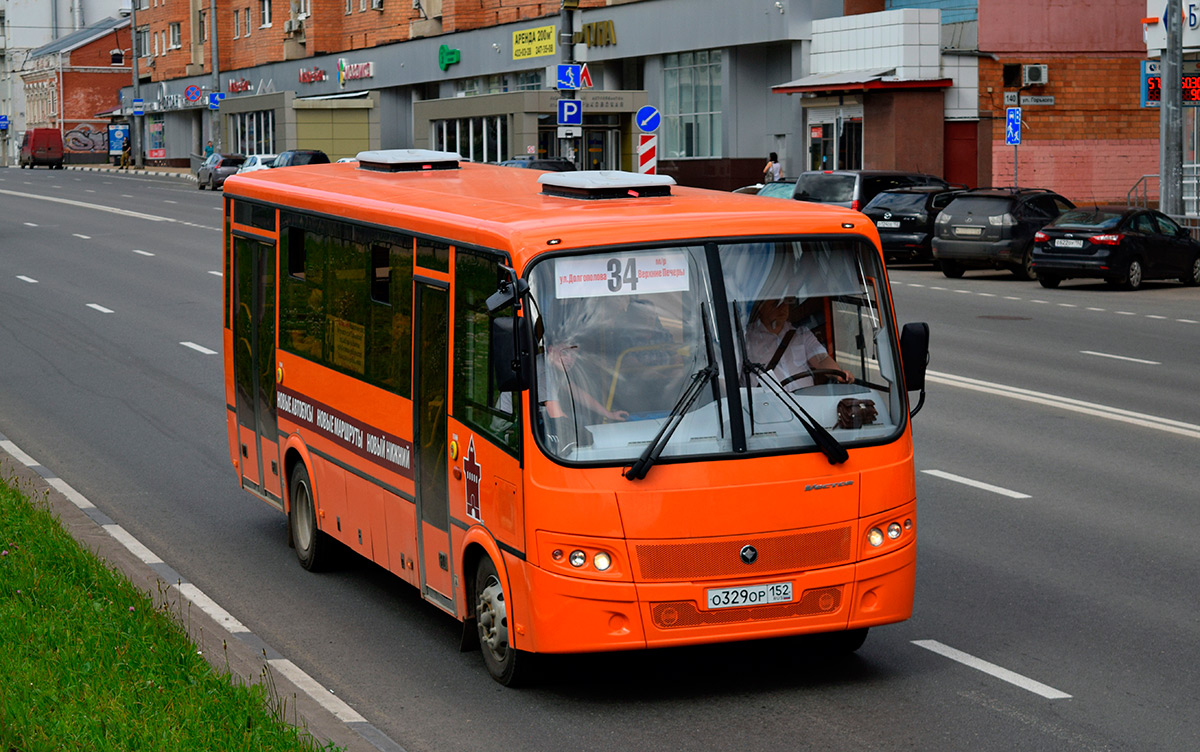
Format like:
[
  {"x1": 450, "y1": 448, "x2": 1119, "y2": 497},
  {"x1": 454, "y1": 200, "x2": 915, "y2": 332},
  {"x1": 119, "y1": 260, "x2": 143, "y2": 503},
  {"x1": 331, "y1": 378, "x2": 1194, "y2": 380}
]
[{"x1": 740, "y1": 545, "x2": 758, "y2": 565}]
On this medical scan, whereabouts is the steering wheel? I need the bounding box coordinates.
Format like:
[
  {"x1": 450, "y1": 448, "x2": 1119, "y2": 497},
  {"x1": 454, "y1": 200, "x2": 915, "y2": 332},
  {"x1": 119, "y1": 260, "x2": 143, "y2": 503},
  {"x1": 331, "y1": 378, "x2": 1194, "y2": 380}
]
[{"x1": 780, "y1": 368, "x2": 852, "y2": 389}]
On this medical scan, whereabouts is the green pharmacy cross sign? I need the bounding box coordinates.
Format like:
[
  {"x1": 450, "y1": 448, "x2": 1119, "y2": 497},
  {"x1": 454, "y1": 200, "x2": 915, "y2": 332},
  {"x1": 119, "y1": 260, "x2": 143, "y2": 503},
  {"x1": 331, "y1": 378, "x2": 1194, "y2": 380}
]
[{"x1": 439, "y1": 44, "x2": 461, "y2": 72}]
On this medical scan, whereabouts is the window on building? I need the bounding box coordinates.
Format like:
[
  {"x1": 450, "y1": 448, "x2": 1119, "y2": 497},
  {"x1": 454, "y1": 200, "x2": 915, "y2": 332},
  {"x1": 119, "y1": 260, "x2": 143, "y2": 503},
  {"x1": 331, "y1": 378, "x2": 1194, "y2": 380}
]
[
  {"x1": 244, "y1": 7, "x2": 251, "y2": 36},
  {"x1": 431, "y1": 117, "x2": 509, "y2": 164},
  {"x1": 135, "y1": 25, "x2": 150, "y2": 57},
  {"x1": 662, "y1": 50, "x2": 723, "y2": 159},
  {"x1": 231, "y1": 110, "x2": 275, "y2": 155},
  {"x1": 233, "y1": 9, "x2": 240, "y2": 38},
  {"x1": 260, "y1": 0, "x2": 272, "y2": 26},
  {"x1": 137, "y1": 0, "x2": 148, "y2": 9},
  {"x1": 346, "y1": 0, "x2": 353, "y2": 14},
  {"x1": 170, "y1": 23, "x2": 181, "y2": 48},
  {"x1": 198, "y1": 10, "x2": 207, "y2": 42},
  {"x1": 298, "y1": 0, "x2": 310, "y2": 16}
]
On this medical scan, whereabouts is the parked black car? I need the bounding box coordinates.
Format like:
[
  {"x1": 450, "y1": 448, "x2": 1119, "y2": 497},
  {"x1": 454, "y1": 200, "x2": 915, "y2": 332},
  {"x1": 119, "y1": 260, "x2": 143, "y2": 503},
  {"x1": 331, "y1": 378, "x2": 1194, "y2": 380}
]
[
  {"x1": 792, "y1": 170, "x2": 949, "y2": 212},
  {"x1": 498, "y1": 157, "x2": 576, "y2": 171},
  {"x1": 862, "y1": 186, "x2": 968, "y2": 263},
  {"x1": 1031, "y1": 206, "x2": 1200, "y2": 290},
  {"x1": 196, "y1": 153, "x2": 246, "y2": 190},
  {"x1": 932, "y1": 187, "x2": 1075, "y2": 280},
  {"x1": 274, "y1": 149, "x2": 331, "y2": 167}
]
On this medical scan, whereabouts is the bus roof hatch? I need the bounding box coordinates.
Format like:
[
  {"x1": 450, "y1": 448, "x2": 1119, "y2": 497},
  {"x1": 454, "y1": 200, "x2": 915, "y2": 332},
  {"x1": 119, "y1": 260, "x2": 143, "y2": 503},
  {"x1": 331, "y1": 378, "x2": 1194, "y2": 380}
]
[
  {"x1": 356, "y1": 149, "x2": 462, "y2": 172},
  {"x1": 538, "y1": 170, "x2": 676, "y2": 200}
]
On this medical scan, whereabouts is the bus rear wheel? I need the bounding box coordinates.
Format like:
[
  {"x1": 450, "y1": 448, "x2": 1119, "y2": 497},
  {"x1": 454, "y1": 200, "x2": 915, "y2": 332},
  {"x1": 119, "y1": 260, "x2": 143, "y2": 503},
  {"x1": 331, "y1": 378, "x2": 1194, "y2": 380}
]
[
  {"x1": 474, "y1": 556, "x2": 534, "y2": 686},
  {"x1": 289, "y1": 463, "x2": 331, "y2": 571}
]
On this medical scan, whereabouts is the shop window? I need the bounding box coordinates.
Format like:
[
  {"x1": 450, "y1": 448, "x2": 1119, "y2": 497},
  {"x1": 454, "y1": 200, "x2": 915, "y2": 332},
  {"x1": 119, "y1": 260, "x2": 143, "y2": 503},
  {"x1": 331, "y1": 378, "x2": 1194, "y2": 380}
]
[{"x1": 663, "y1": 50, "x2": 723, "y2": 159}]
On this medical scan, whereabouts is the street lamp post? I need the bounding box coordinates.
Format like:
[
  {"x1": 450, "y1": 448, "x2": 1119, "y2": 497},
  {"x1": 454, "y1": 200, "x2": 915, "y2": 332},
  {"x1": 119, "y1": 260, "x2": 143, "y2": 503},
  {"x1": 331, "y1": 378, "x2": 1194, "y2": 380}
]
[{"x1": 131, "y1": 1, "x2": 143, "y2": 170}]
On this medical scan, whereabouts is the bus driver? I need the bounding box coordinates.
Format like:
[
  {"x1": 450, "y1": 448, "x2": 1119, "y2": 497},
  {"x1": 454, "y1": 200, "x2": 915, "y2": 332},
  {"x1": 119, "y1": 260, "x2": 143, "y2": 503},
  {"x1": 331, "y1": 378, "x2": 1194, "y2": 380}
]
[{"x1": 745, "y1": 297, "x2": 853, "y2": 389}]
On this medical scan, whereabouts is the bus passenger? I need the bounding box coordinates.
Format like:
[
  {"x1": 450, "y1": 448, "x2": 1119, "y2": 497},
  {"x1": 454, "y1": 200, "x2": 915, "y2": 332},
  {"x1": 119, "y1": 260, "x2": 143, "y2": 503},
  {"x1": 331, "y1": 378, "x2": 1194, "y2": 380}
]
[{"x1": 745, "y1": 297, "x2": 852, "y2": 388}]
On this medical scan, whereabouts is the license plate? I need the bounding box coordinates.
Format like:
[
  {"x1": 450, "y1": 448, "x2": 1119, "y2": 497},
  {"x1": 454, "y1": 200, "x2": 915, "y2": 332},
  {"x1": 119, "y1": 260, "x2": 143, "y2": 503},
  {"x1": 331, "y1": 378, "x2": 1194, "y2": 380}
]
[
  {"x1": 706, "y1": 581, "x2": 793, "y2": 610},
  {"x1": 1056, "y1": 238, "x2": 1084, "y2": 248},
  {"x1": 955, "y1": 226, "x2": 983, "y2": 236},
  {"x1": 877, "y1": 220, "x2": 901, "y2": 229}
]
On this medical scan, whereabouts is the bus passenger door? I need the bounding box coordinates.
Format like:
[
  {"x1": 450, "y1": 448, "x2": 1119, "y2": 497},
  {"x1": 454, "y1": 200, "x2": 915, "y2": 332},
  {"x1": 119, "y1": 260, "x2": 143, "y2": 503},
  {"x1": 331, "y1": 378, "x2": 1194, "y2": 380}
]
[
  {"x1": 414, "y1": 281, "x2": 454, "y2": 607},
  {"x1": 232, "y1": 235, "x2": 283, "y2": 503}
]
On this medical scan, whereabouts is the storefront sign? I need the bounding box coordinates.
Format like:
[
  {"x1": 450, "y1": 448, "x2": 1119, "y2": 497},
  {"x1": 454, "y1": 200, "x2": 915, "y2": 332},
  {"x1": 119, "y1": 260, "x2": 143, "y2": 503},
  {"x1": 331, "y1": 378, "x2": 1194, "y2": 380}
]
[
  {"x1": 438, "y1": 44, "x2": 462, "y2": 71},
  {"x1": 573, "y1": 20, "x2": 616, "y2": 47},
  {"x1": 581, "y1": 92, "x2": 635, "y2": 111},
  {"x1": 228, "y1": 78, "x2": 253, "y2": 94},
  {"x1": 299, "y1": 67, "x2": 327, "y2": 84},
  {"x1": 338, "y1": 59, "x2": 375, "y2": 88},
  {"x1": 512, "y1": 25, "x2": 556, "y2": 60}
]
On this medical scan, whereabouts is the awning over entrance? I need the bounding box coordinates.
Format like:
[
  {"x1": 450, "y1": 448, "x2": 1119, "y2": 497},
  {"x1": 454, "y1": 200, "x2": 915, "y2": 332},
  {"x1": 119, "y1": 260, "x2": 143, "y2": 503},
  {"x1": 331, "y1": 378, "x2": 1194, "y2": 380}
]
[{"x1": 773, "y1": 68, "x2": 952, "y2": 95}]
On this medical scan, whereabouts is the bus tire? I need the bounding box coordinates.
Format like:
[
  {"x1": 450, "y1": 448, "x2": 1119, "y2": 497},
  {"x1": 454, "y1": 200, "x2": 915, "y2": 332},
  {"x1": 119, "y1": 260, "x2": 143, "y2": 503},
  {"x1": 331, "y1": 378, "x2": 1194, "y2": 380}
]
[
  {"x1": 289, "y1": 463, "x2": 330, "y2": 572},
  {"x1": 813, "y1": 627, "x2": 869, "y2": 655},
  {"x1": 474, "y1": 555, "x2": 534, "y2": 686}
]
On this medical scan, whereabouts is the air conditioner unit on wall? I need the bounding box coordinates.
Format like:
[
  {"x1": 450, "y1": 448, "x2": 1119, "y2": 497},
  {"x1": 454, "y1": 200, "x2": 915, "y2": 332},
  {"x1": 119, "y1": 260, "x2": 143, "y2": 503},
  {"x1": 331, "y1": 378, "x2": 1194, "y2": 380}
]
[
  {"x1": 372, "y1": 0, "x2": 383, "y2": 8},
  {"x1": 1022, "y1": 64, "x2": 1048, "y2": 87}
]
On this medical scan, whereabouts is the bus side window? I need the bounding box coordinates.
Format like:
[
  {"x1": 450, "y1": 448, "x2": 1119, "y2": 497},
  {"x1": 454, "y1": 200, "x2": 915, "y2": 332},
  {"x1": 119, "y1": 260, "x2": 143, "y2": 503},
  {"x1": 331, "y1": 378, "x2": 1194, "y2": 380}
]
[{"x1": 454, "y1": 249, "x2": 519, "y2": 454}]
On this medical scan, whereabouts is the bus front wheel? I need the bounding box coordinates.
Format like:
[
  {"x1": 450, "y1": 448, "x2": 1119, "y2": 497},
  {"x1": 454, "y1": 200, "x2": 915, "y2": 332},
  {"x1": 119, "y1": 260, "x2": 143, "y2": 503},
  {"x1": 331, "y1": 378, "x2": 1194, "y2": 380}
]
[
  {"x1": 289, "y1": 463, "x2": 330, "y2": 571},
  {"x1": 474, "y1": 556, "x2": 534, "y2": 686}
]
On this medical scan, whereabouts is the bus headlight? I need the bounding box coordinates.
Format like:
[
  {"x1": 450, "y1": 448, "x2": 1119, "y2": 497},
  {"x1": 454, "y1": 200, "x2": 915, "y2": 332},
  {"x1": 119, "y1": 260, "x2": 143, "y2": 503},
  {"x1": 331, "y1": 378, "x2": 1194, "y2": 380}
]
[
  {"x1": 887, "y1": 522, "x2": 903, "y2": 539},
  {"x1": 867, "y1": 528, "x2": 884, "y2": 547},
  {"x1": 569, "y1": 550, "x2": 587, "y2": 568},
  {"x1": 593, "y1": 552, "x2": 612, "y2": 571}
]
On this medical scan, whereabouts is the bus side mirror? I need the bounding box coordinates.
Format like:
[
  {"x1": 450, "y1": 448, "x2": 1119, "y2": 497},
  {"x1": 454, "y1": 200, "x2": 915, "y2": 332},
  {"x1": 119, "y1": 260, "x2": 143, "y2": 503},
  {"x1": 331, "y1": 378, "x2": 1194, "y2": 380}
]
[
  {"x1": 899, "y1": 322, "x2": 930, "y2": 417},
  {"x1": 492, "y1": 316, "x2": 532, "y2": 392}
]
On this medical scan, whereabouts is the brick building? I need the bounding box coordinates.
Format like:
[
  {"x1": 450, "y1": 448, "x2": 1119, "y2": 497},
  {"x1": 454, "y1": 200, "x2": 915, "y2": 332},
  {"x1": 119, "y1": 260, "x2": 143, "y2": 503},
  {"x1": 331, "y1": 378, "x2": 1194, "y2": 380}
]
[{"x1": 22, "y1": 16, "x2": 132, "y2": 164}]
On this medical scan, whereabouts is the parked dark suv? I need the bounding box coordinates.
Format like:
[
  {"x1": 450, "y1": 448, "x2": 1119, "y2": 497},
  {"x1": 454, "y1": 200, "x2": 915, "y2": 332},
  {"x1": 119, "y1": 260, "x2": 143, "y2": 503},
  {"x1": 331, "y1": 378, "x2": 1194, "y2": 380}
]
[
  {"x1": 792, "y1": 170, "x2": 949, "y2": 212},
  {"x1": 273, "y1": 149, "x2": 331, "y2": 167},
  {"x1": 932, "y1": 187, "x2": 1075, "y2": 280},
  {"x1": 862, "y1": 186, "x2": 968, "y2": 264}
]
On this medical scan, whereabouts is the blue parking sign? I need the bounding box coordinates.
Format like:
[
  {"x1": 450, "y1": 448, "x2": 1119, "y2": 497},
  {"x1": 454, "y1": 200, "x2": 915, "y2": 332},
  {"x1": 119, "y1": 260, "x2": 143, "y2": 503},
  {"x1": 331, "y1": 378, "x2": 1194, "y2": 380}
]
[
  {"x1": 1005, "y1": 107, "x2": 1022, "y2": 146},
  {"x1": 558, "y1": 98, "x2": 583, "y2": 126}
]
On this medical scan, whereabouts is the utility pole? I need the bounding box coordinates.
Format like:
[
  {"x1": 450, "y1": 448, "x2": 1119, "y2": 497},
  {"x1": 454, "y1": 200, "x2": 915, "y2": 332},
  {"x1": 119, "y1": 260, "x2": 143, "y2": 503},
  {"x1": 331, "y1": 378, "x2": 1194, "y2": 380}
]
[
  {"x1": 210, "y1": 0, "x2": 221, "y2": 151},
  {"x1": 1161, "y1": 0, "x2": 1184, "y2": 215},
  {"x1": 131, "y1": 1, "x2": 144, "y2": 169},
  {"x1": 559, "y1": 0, "x2": 578, "y2": 165}
]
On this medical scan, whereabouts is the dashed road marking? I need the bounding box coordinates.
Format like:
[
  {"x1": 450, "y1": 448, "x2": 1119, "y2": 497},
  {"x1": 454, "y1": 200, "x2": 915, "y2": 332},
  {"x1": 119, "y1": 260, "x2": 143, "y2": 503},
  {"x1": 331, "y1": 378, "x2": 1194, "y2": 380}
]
[
  {"x1": 913, "y1": 640, "x2": 1072, "y2": 700},
  {"x1": 133, "y1": 249, "x2": 155, "y2": 256},
  {"x1": 921, "y1": 470, "x2": 1031, "y2": 499},
  {"x1": 1080, "y1": 350, "x2": 1160, "y2": 365},
  {"x1": 73, "y1": 233, "x2": 91, "y2": 240},
  {"x1": 16, "y1": 275, "x2": 38, "y2": 284},
  {"x1": 86, "y1": 303, "x2": 114, "y2": 314},
  {"x1": 180, "y1": 341, "x2": 217, "y2": 355}
]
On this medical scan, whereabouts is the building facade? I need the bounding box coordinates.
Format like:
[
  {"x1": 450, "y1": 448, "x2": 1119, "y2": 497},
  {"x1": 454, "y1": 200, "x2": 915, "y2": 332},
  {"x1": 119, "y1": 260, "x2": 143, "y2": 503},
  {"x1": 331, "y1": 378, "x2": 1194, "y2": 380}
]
[{"x1": 22, "y1": 16, "x2": 133, "y2": 164}]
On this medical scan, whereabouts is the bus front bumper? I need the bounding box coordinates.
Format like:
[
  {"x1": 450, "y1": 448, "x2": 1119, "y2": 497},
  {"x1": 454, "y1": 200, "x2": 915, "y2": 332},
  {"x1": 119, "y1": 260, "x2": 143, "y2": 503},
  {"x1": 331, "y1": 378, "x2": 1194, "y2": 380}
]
[{"x1": 516, "y1": 537, "x2": 915, "y2": 654}]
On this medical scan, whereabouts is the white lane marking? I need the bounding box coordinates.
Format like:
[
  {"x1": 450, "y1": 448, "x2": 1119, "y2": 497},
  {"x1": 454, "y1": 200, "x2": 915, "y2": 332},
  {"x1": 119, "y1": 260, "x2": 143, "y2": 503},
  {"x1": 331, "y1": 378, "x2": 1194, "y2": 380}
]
[
  {"x1": 0, "y1": 187, "x2": 217, "y2": 231},
  {"x1": 267, "y1": 659, "x2": 367, "y2": 723},
  {"x1": 977, "y1": 292, "x2": 996, "y2": 297},
  {"x1": 1115, "y1": 311, "x2": 1136, "y2": 316},
  {"x1": 1030, "y1": 299, "x2": 1048, "y2": 304},
  {"x1": 104, "y1": 524, "x2": 165, "y2": 565},
  {"x1": 1147, "y1": 315, "x2": 1167, "y2": 320},
  {"x1": 1057, "y1": 303, "x2": 1077, "y2": 308},
  {"x1": 73, "y1": 233, "x2": 91, "y2": 239},
  {"x1": 86, "y1": 303, "x2": 114, "y2": 314},
  {"x1": 17, "y1": 275, "x2": 38, "y2": 284},
  {"x1": 24, "y1": 222, "x2": 38, "y2": 227},
  {"x1": 1003, "y1": 295, "x2": 1021, "y2": 300},
  {"x1": 208, "y1": 270, "x2": 223, "y2": 277},
  {"x1": 913, "y1": 640, "x2": 1072, "y2": 700},
  {"x1": 921, "y1": 470, "x2": 1031, "y2": 499},
  {"x1": 1080, "y1": 350, "x2": 1161, "y2": 365},
  {"x1": 172, "y1": 583, "x2": 249, "y2": 633},
  {"x1": 85, "y1": 189, "x2": 96, "y2": 193},
  {"x1": 180, "y1": 341, "x2": 217, "y2": 355},
  {"x1": 133, "y1": 249, "x2": 156, "y2": 256},
  {"x1": 1086, "y1": 307, "x2": 1106, "y2": 311},
  {"x1": 1178, "y1": 318, "x2": 1199, "y2": 324},
  {"x1": 163, "y1": 199, "x2": 178, "y2": 204},
  {"x1": 928, "y1": 370, "x2": 1200, "y2": 440},
  {"x1": 954, "y1": 289, "x2": 972, "y2": 294}
]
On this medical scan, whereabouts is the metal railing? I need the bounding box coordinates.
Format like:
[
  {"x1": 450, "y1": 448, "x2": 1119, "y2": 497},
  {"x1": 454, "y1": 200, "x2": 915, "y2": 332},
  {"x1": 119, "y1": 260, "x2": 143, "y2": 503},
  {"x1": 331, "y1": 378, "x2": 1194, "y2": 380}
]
[{"x1": 1125, "y1": 170, "x2": 1200, "y2": 233}]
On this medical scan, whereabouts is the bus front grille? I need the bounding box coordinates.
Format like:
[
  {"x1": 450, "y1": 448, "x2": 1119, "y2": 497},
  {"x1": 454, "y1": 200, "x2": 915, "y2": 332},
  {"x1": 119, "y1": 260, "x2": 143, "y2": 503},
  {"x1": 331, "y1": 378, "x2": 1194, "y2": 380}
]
[
  {"x1": 634, "y1": 526, "x2": 853, "y2": 581},
  {"x1": 651, "y1": 586, "x2": 843, "y2": 629}
]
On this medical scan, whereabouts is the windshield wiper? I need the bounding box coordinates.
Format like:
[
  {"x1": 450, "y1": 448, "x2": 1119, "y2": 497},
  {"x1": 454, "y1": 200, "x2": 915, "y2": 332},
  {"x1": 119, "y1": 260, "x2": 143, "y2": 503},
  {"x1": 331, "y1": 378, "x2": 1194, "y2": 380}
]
[
  {"x1": 624, "y1": 364, "x2": 717, "y2": 481},
  {"x1": 745, "y1": 363, "x2": 848, "y2": 465}
]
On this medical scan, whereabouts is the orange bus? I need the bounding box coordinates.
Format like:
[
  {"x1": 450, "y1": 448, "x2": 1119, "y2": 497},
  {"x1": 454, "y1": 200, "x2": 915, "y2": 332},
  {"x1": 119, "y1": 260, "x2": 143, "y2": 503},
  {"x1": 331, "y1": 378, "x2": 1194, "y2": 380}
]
[{"x1": 222, "y1": 150, "x2": 931, "y2": 685}]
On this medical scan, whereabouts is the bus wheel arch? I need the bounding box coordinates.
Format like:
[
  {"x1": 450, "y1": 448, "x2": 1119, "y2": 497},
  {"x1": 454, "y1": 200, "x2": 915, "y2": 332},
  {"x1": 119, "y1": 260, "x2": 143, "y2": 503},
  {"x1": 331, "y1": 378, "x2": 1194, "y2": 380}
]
[
  {"x1": 283, "y1": 447, "x2": 332, "y2": 571},
  {"x1": 462, "y1": 537, "x2": 535, "y2": 686}
]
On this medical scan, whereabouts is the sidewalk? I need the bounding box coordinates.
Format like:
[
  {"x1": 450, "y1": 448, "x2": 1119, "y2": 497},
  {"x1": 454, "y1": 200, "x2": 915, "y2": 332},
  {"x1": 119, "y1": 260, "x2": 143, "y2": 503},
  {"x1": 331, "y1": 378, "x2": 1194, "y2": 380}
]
[{"x1": 66, "y1": 163, "x2": 196, "y2": 182}]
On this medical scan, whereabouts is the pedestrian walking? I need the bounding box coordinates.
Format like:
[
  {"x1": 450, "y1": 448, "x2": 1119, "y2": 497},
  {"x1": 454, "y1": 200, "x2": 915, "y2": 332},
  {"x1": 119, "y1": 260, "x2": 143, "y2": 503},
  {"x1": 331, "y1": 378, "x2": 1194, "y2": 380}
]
[
  {"x1": 120, "y1": 137, "x2": 131, "y2": 170},
  {"x1": 763, "y1": 152, "x2": 782, "y2": 182},
  {"x1": 204, "y1": 140, "x2": 214, "y2": 158}
]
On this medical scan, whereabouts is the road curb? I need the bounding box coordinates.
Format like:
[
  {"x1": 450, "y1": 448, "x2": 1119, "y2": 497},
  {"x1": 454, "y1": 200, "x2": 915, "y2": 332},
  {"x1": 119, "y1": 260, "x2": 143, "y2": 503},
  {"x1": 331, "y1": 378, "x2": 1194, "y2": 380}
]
[
  {"x1": 0, "y1": 432, "x2": 405, "y2": 752},
  {"x1": 65, "y1": 164, "x2": 197, "y2": 183}
]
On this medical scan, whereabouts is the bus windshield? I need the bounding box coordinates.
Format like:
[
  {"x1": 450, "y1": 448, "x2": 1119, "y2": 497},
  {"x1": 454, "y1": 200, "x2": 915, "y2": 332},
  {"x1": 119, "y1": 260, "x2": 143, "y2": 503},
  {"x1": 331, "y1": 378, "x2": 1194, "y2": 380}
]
[{"x1": 526, "y1": 238, "x2": 904, "y2": 464}]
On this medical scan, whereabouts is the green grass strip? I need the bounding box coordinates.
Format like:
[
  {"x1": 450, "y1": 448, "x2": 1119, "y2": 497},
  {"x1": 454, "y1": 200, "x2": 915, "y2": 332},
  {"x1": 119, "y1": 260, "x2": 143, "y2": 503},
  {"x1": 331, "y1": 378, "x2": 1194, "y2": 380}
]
[{"x1": 0, "y1": 474, "x2": 341, "y2": 751}]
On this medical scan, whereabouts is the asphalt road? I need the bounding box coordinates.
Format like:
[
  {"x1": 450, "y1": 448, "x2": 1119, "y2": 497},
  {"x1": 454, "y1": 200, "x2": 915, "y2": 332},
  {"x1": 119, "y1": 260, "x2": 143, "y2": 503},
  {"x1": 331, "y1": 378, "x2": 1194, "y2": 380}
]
[{"x1": 1, "y1": 167, "x2": 1197, "y2": 751}]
